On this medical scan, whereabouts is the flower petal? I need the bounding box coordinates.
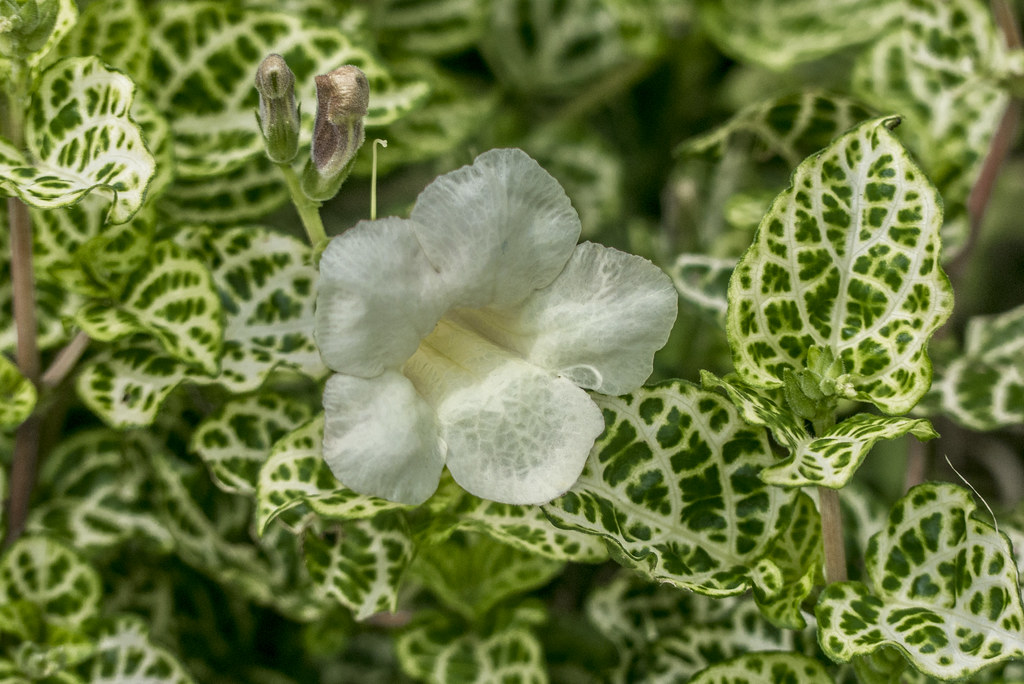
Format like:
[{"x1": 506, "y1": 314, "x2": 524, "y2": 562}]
[
  {"x1": 322, "y1": 370, "x2": 446, "y2": 505},
  {"x1": 316, "y1": 217, "x2": 447, "y2": 377},
  {"x1": 410, "y1": 148, "x2": 581, "y2": 309},
  {"x1": 403, "y1": 319, "x2": 604, "y2": 504},
  {"x1": 452, "y1": 242, "x2": 678, "y2": 395}
]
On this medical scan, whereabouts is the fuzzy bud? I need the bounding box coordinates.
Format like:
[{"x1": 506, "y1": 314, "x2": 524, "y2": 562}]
[
  {"x1": 255, "y1": 53, "x2": 300, "y2": 164},
  {"x1": 301, "y1": 65, "x2": 369, "y2": 202}
]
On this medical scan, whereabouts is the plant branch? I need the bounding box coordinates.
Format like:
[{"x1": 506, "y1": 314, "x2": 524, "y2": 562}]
[
  {"x1": 40, "y1": 331, "x2": 90, "y2": 389},
  {"x1": 5, "y1": 196, "x2": 41, "y2": 548},
  {"x1": 818, "y1": 487, "x2": 848, "y2": 583}
]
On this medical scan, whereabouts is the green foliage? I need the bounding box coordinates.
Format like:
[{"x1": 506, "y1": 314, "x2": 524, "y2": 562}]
[
  {"x1": 3, "y1": 0, "x2": 1023, "y2": 682},
  {"x1": 0, "y1": 56, "x2": 155, "y2": 223},
  {"x1": 545, "y1": 380, "x2": 797, "y2": 596},
  {"x1": 817, "y1": 483, "x2": 1024, "y2": 680}
]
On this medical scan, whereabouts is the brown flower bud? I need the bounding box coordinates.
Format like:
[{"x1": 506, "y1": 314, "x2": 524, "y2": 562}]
[{"x1": 302, "y1": 65, "x2": 370, "y2": 201}]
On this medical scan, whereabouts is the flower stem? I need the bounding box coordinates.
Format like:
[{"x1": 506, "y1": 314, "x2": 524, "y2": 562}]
[{"x1": 278, "y1": 162, "x2": 327, "y2": 248}]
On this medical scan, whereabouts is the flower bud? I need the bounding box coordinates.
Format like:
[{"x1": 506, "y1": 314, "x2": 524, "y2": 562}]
[
  {"x1": 301, "y1": 65, "x2": 369, "y2": 202},
  {"x1": 0, "y1": 0, "x2": 60, "y2": 57},
  {"x1": 255, "y1": 53, "x2": 300, "y2": 164}
]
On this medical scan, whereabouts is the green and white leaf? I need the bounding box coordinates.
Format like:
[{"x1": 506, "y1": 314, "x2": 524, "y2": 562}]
[
  {"x1": 86, "y1": 616, "x2": 195, "y2": 684},
  {"x1": 727, "y1": 117, "x2": 953, "y2": 415},
  {"x1": 29, "y1": 429, "x2": 172, "y2": 552},
  {"x1": 816, "y1": 483, "x2": 1024, "y2": 681},
  {"x1": 374, "y1": 0, "x2": 486, "y2": 55},
  {"x1": 699, "y1": 371, "x2": 806, "y2": 448},
  {"x1": 410, "y1": 533, "x2": 563, "y2": 620},
  {"x1": 77, "y1": 226, "x2": 324, "y2": 427},
  {"x1": 156, "y1": 157, "x2": 290, "y2": 225},
  {"x1": 54, "y1": 0, "x2": 150, "y2": 79},
  {"x1": 76, "y1": 340, "x2": 192, "y2": 429},
  {"x1": 0, "y1": 536, "x2": 101, "y2": 629},
  {"x1": 191, "y1": 391, "x2": 316, "y2": 495},
  {"x1": 0, "y1": 57, "x2": 155, "y2": 223},
  {"x1": 449, "y1": 495, "x2": 608, "y2": 563},
  {"x1": 670, "y1": 255, "x2": 733, "y2": 322},
  {"x1": 587, "y1": 573, "x2": 797, "y2": 683},
  {"x1": 396, "y1": 603, "x2": 548, "y2": 684},
  {"x1": 697, "y1": 0, "x2": 898, "y2": 71},
  {"x1": 751, "y1": 492, "x2": 822, "y2": 629},
  {"x1": 545, "y1": 380, "x2": 796, "y2": 596},
  {"x1": 75, "y1": 240, "x2": 222, "y2": 374},
  {"x1": 149, "y1": 452, "x2": 321, "y2": 621},
  {"x1": 0, "y1": 354, "x2": 35, "y2": 428},
  {"x1": 149, "y1": 2, "x2": 428, "y2": 178},
  {"x1": 305, "y1": 513, "x2": 415, "y2": 621},
  {"x1": 178, "y1": 226, "x2": 325, "y2": 391},
  {"x1": 681, "y1": 91, "x2": 875, "y2": 169},
  {"x1": 256, "y1": 415, "x2": 404, "y2": 534},
  {"x1": 482, "y1": 0, "x2": 635, "y2": 95},
  {"x1": 690, "y1": 652, "x2": 834, "y2": 684},
  {"x1": 853, "y1": 0, "x2": 1016, "y2": 258},
  {"x1": 921, "y1": 303, "x2": 1024, "y2": 430},
  {"x1": 762, "y1": 414, "x2": 938, "y2": 489}
]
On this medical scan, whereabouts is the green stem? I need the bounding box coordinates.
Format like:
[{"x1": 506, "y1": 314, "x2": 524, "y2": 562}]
[
  {"x1": 278, "y1": 162, "x2": 327, "y2": 247},
  {"x1": 813, "y1": 414, "x2": 847, "y2": 584}
]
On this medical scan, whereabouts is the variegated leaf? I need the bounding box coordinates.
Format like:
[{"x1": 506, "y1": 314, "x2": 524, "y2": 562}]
[
  {"x1": 0, "y1": 57, "x2": 155, "y2": 224},
  {"x1": 752, "y1": 492, "x2": 822, "y2": 629},
  {"x1": 76, "y1": 340, "x2": 192, "y2": 429},
  {"x1": 690, "y1": 652, "x2": 834, "y2": 684},
  {"x1": 921, "y1": 303, "x2": 1024, "y2": 430},
  {"x1": 148, "y1": 2, "x2": 428, "y2": 178},
  {"x1": 587, "y1": 573, "x2": 797, "y2": 683},
  {"x1": 545, "y1": 380, "x2": 796, "y2": 596},
  {"x1": 449, "y1": 495, "x2": 608, "y2": 563},
  {"x1": 375, "y1": 0, "x2": 486, "y2": 55},
  {"x1": 54, "y1": 0, "x2": 150, "y2": 80},
  {"x1": 0, "y1": 354, "x2": 36, "y2": 428},
  {"x1": 697, "y1": 0, "x2": 899, "y2": 71},
  {"x1": 305, "y1": 512, "x2": 415, "y2": 620},
  {"x1": 156, "y1": 157, "x2": 290, "y2": 225},
  {"x1": 817, "y1": 483, "x2": 1024, "y2": 681},
  {"x1": 482, "y1": 0, "x2": 635, "y2": 95},
  {"x1": 727, "y1": 117, "x2": 953, "y2": 415},
  {"x1": 28, "y1": 429, "x2": 172, "y2": 552},
  {"x1": 0, "y1": 536, "x2": 101, "y2": 629},
  {"x1": 411, "y1": 533, "x2": 563, "y2": 620},
  {"x1": 762, "y1": 414, "x2": 937, "y2": 489},
  {"x1": 75, "y1": 240, "x2": 222, "y2": 373},
  {"x1": 396, "y1": 603, "x2": 548, "y2": 684},
  {"x1": 256, "y1": 415, "x2": 404, "y2": 534},
  {"x1": 681, "y1": 91, "x2": 875, "y2": 169},
  {"x1": 670, "y1": 255, "x2": 733, "y2": 322},
  {"x1": 148, "y1": 452, "x2": 321, "y2": 621},
  {"x1": 191, "y1": 391, "x2": 316, "y2": 495},
  {"x1": 86, "y1": 616, "x2": 194, "y2": 684},
  {"x1": 699, "y1": 371, "x2": 806, "y2": 449},
  {"x1": 77, "y1": 226, "x2": 325, "y2": 427},
  {"x1": 177, "y1": 226, "x2": 325, "y2": 391},
  {"x1": 853, "y1": 0, "x2": 1016, "y2": 258}
]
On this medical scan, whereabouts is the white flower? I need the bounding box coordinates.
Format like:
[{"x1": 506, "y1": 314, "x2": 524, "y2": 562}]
[{"x1": 315, "y1": 149, "x2": 678, "y2": 505}]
